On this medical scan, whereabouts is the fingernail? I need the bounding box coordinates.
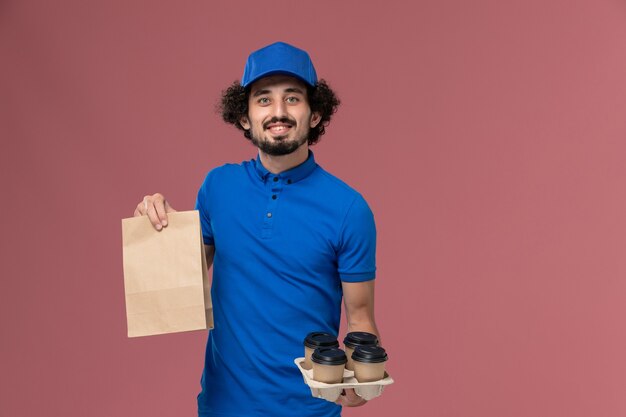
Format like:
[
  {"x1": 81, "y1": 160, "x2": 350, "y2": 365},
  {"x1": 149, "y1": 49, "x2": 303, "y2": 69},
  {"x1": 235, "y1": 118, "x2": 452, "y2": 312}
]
[
  {"x1": 162, "y1": 220, "x2": 168, "y2": 226},
  {"x1": 156, "y1": 224, "x2": 162, "y2": 230}
]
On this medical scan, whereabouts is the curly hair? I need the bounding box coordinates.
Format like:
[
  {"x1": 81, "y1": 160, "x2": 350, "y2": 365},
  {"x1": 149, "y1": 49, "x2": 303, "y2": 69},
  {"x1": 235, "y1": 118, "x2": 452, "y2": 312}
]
[{"x1": 219, "y1": 79, "x2": 340, "y2": 145}]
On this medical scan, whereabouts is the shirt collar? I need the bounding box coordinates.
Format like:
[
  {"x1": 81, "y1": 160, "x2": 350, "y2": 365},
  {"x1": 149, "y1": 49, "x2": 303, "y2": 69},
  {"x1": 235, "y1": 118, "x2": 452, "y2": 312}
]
[{"x1": 253, "y1": 150, "x2": 318, "y2": 184}]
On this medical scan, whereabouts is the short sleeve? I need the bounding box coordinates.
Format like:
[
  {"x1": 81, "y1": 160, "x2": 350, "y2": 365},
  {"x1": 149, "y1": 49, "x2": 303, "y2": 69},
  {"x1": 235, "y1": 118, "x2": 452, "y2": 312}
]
[
  {"x1": 195, "y1": 171, "x2": 215, "y2": 246},
  {"x1": 337, "y1": 194, "x2": 376, "y2": 282}
]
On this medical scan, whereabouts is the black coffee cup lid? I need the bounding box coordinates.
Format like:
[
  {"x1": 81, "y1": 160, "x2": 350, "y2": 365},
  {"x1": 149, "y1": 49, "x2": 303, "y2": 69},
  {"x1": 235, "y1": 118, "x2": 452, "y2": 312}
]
[
  {"x1": 311, "y1": 347, "x2": 347, "y2": 366},
  {"x1": 304, "y1": 332, "x2": 339, "y2": 349},
  {"x1": 351, "y1": 346, "x2": 388, "y2": 363},
  {"x1": 343, "y1": 331, "x2": 379, "y2": 349}
]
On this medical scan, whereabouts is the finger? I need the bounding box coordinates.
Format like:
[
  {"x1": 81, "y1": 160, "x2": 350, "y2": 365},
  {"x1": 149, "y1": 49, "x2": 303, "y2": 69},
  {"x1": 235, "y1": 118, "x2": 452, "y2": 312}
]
[
  {"x1": 139, "y1": 196, "x2": 150, "y2": 215},
  {"x1": 335, "y1": 395, "x2": 363, "y2": 407},
  {"x1": 341, "y1": 397, "x2": 366, "y2": 407},
  {"x1": 145, "y1": 199, "x2": 163, "y2": 230},
  {"x1": 335, "y1": 389, "x2": 366, "y2": 407},
  {"x1": 335, "y1": 390, "x2": 349, "y2": 406},
  {"x1": 335, "y1": 389, "x2": 343, "y2": 405},
  {"x1": 154, "y1": 198, "x2": 169, "y2": 227},
  {"x1": 135, "y1": 199, "x2": 147, "y2": 216}
]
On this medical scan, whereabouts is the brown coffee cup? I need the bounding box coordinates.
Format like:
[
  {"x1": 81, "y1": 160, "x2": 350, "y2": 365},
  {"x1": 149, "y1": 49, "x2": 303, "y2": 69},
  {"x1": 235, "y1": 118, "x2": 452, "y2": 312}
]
[
  {"x1": 311, "y1": 347, "x2": 347, "y2": 384},
  {"x1": 303, "y1": 332, "x2": 339, "y2": 370},
  {"x1": 343, "y1": 331, "x2": 379, "y2": 371},
  {"x1": 352, "y1": 345, "x2": 388, "y2": 382}
]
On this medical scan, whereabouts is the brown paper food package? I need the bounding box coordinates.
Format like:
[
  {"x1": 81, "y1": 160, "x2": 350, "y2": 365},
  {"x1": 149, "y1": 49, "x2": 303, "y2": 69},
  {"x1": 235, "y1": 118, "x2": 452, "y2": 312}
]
[{"x1": 121, "y1": 210, "x2": 213, "y2": 337}]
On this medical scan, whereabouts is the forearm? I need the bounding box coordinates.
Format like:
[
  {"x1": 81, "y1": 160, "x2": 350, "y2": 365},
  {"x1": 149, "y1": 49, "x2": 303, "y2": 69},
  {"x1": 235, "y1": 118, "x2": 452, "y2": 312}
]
[
  {"x1": 338, "y1": 280, "x2": 382, "y2": 408},
  {"x1": 346, "y1": 316, "x2": 380, "y2": 343},
  {"x1": 342, "y1": 280, "x2": 381, "y2": 343}
]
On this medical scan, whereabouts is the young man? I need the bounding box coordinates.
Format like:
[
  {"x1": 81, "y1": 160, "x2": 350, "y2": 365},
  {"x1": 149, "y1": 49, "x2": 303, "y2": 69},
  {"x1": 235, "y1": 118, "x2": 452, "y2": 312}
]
[{"x1": 134, "y1": 42, "x2": 381, "y2": 417}]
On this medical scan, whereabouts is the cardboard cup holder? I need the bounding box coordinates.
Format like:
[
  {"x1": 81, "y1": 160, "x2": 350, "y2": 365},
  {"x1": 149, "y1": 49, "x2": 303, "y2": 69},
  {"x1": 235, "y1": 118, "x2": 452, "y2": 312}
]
[{"x1": 294, "y1": 358, "x2": 394, "y2": 403}]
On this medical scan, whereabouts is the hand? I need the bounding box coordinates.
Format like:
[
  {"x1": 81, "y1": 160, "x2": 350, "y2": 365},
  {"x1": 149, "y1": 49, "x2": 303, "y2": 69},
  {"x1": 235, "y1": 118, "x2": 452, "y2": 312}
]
[
  {"x1": 335, "y1": 388, "x2": 367, "y2": 407},
  {"x1": 134, "y1": 193, "x2": 177, "y2": 231}
]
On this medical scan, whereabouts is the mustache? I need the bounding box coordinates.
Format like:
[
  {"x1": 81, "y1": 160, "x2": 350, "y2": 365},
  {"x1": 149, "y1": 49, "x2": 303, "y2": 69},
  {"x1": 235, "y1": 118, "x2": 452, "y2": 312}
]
[{"x1": 263, "y1": 117, "x2": 296, "y2": 129}]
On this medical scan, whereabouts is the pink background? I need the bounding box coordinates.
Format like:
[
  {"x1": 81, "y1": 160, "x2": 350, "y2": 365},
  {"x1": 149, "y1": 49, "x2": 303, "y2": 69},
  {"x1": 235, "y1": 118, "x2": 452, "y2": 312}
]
[{"x1": 2, "y1": 0, "x2": 626, "y2": 416}]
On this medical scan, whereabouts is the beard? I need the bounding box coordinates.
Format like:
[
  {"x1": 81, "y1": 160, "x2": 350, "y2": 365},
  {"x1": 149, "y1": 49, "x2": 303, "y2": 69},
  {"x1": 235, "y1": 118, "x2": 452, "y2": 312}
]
[{"x1": 249, "y1": 117, "x2": 310, "y2": 156}]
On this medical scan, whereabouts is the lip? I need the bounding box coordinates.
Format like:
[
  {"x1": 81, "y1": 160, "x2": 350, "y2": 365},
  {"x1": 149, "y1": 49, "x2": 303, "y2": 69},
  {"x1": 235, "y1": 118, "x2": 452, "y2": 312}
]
[{"x1": 265, "y1": 123, "x2": 293, "y2": 135}]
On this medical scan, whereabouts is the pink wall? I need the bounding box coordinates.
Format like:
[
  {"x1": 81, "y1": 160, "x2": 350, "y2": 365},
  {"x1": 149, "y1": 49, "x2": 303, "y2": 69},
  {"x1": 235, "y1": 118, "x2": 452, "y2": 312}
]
[{"x1": 2, "y1": 0, "x2": 626, "y2": 416}]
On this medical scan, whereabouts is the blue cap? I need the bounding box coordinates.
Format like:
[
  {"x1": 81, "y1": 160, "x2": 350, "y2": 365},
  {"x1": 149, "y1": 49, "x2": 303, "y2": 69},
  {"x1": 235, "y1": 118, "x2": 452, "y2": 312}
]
[{"x1": 241, "y1": 42, "x2": 318, "y2": 88}]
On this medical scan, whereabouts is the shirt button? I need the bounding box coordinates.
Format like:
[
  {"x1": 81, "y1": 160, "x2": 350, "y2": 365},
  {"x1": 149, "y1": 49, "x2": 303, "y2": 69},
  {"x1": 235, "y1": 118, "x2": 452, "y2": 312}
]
[
  {"x1": 273, "y1": 177, "x2": 279, "y2": 182},
  {"x1": 267, "y1": 212, "x2": 272, "y2": 218},
  {"x1": 272, "y1": 195, "x2": 277, "y2": 200}
]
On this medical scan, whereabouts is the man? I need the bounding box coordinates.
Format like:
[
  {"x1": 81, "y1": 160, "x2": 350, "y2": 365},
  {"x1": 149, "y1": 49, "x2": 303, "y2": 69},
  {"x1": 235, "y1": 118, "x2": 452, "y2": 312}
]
[{"x1": 134, "y1": 42, "x2": 381, "y2": 417}]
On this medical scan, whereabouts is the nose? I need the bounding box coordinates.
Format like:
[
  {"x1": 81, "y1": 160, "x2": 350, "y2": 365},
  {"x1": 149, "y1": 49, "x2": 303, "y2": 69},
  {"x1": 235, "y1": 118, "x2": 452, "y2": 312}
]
[{"x1": 270, "y1": 100, "x2": 288, "y2": 119}]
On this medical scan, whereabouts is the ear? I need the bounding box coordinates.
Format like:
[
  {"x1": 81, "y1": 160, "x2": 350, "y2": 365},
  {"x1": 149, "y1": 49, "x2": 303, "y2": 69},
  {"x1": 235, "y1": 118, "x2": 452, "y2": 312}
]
[
  {"x1": 239, "y1": 116, "x2": 250, "y2": 130},
  {"x1": 310, "y1": 111, "x2": 322, "y2": 128}
]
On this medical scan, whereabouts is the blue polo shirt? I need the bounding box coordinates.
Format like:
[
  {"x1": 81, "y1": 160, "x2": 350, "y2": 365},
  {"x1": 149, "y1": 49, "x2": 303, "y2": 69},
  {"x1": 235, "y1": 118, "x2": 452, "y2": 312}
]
[{"x1": 194, "y1": 151, "x2": 376, "y2": 417}]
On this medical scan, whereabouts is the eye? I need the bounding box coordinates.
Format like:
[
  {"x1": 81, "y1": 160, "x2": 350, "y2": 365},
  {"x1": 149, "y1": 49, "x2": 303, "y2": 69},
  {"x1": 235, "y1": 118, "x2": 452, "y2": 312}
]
[
  {"x1": 257, "y1": 97, "x2": 270, "y2": 105},
  {"x1": 286, "y1": 96, "x2": 300, "y2": 104}
]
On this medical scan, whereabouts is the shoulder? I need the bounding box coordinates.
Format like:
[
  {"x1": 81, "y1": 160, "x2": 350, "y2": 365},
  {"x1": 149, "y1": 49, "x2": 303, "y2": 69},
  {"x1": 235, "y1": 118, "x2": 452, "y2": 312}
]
[
  {"x1": 198, "y1": 159, "x2": 254, "y2": 187},
  {"x1": 311, "y1": 166, "x2": 372, "y2": 210},
  {"x1": 206, "y1": 160, "x2": 250, "y2": 178},
  {"x1": 312, "y1": 166, "x2": 362, "y2": 196}
]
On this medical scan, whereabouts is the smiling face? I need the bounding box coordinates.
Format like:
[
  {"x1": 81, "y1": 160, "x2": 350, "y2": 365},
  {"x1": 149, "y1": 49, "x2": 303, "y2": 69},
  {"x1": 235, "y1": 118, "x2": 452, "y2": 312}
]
[{"x1": 240, "y1": 75, "x2": 321, "y2": 156}]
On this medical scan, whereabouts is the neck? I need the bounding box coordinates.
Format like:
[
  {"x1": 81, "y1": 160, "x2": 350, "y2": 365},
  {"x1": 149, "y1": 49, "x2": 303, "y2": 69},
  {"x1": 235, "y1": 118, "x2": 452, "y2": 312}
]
[{"x1": 258, "y1": 143, "x2": 309, "y2": 174}]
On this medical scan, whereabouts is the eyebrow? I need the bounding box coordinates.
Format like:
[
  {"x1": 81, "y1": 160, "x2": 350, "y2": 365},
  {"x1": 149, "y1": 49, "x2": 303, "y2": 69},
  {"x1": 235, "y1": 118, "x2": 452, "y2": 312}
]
[{"x1": 252, "y1": 87, "x2": 305, "y2": 97}]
